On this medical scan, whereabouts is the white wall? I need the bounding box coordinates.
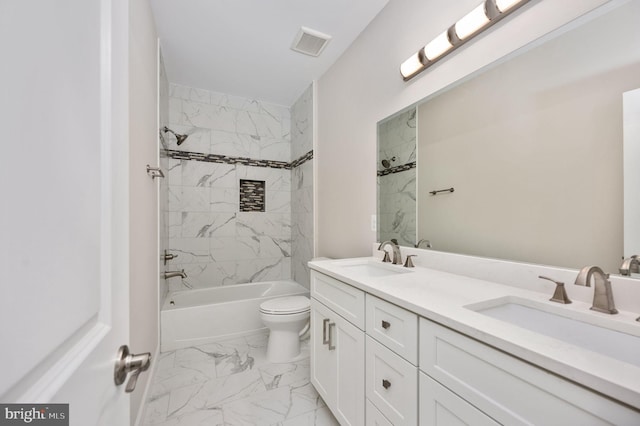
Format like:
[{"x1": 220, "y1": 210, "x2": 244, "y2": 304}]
[
  {"x1": 129, "y1": 0, "x2": 159, "y2": 421},
  {"x1": 316, "y1": 0, "x2": 613, "y2": 258}
]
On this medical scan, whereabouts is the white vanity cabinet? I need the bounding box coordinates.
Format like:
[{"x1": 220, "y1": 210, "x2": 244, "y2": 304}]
[
  {"x1": 310, "y1": 271, "x2": 365, "y2": 426},
  {"x1": 419, "y1": 318, "x2": 640, "y2": 425},
  {"x1": 311, "y1": 265, "x2": 640, "y2": 425}
]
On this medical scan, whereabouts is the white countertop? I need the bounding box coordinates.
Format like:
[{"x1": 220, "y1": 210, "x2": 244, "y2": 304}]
[{"x1": 308, "y1": 256, "x2": 640, "y2": 410}]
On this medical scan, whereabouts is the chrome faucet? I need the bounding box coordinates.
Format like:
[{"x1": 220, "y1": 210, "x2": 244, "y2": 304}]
[
  {"x1": 164, "y1": 269, "x2": 187, "y2": 279},
  {"x1": 378, "y1": 241, "x2": 402, "y2": 265},
  {"x1": 619, "y1": 255, "x2": 640, "y2": 276},
  {"x1": 574, "y1": 266, "x2": 618, "y2": 314}
]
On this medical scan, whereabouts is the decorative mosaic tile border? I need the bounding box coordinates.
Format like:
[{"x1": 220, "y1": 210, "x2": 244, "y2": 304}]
[
  {"x1": 377, "y1": 161, "x2": 416, "y2": 177},
  {"x1": 290, "y1": 150, "x2": 314, "y2": 169},
  {"x1": 163, "y1": 149, "x2": 313, "y2": 170}
]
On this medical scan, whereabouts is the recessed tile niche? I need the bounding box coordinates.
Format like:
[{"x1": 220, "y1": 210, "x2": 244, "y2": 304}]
[{"x1": 239, "y1": 179, "x2": 266, "y2": 212}]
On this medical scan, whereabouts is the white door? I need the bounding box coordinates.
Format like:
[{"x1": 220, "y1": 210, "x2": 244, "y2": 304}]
[{"x1": 1, "y1": 0, "x2": 131, "y2": 425}]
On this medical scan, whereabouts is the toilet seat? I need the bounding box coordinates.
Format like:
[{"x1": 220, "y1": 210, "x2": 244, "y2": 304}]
[{"x1": 260, "y1": 296, "x2": 310, "y2": 315}]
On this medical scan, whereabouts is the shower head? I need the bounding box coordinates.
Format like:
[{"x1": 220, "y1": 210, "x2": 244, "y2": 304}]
[
  {"x1": 381, "y1": 156, "x2": 396, "y2": 169},
  {"x1": 162, "y1": 126, "x2": 189, "y2": 146}
]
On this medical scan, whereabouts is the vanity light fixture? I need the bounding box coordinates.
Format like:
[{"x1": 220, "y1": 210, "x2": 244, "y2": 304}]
[{"x1": 400, "y1": 0, "x2": 531, "y2": 81}]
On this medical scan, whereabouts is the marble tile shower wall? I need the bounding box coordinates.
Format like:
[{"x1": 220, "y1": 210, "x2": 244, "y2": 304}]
[
  {"x1": 165, "y1": 83, "x2": 313, "y2": 291},
  {"x1": 377, "y1": 108, "x2": 417, "y2": 247},
  {"x1": 290, "y1": 85, "x2": 314, "y2": 288}
]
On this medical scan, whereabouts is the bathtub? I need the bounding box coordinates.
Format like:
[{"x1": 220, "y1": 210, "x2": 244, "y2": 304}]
[{"x1": 160, "y1": 280, "x2": 309, "y2": 351}]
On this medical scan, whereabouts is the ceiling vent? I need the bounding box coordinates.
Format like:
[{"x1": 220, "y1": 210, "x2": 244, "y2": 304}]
[{"x1": 291, "y1": 27, "x2": 332, "y2": 57}]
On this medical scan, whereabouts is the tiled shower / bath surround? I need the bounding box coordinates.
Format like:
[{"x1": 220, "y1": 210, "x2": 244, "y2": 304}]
[
  {"x1": 163, "y1": 83, "x2": 314, "y2": 291},
  {"x1": 159, "y1": 52, "x2": 170, "y2": 300},
  {"x1": 377, "y1": 107, "x2": 417, "y2": 247},
  {"x1": 290, "y1": 86, "x2": 314, "y2": 288}
]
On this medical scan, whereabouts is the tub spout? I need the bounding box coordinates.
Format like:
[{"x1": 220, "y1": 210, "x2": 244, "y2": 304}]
[{"x1": 164, "y1": 269, "x2": 187, "y2": 279}]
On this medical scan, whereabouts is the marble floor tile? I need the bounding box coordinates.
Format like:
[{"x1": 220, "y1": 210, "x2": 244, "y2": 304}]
[
  {"x1": 259, "y1": 358, "x2": 310, "y2": 390},
  {"x1": 220, "y1": 383, "x2": 325, "y2": 426},
  {"x1": 142, "y1": 331, "x2": 338, "y2": 426},
  {"x1": 278, "y1": 407, "x2": 340, "y2": 426},
  {"x1": 143, "y1": 394, "x2": 170, "y2": 425},
  {"x1": 167, "y1": 369, "x2": 266, "y2": 419},
  {"x1": 149, "y1": 408, "x2": 225, "y2": 426}
]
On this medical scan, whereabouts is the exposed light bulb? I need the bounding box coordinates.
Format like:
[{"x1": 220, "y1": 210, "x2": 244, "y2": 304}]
[
  {"x1": 400, "y1": 51, "x2": 424, "y2": 79},
  {"x1": 424, "y1": 31, "x2": 453, "y2": 61},
  {"x1": 455, "y1": 4, "x2": 490, "y2": 40},
  {"x1": 496, "y1": 0, "x2": 523, "y2": 13}
]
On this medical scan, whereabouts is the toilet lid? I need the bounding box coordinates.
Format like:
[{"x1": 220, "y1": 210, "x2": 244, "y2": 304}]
[{"x1": 260, "y1": 296, "x2": 310, "y2": 315}]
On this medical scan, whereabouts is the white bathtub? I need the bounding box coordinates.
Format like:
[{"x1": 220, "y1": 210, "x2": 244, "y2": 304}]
[{"x1": 161, "y1": 280, "x2": 309, "y2": 351}]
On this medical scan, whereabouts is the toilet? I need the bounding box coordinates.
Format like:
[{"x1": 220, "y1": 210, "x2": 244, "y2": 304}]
[{"x1": 259, "y1": 296, "x2": 311, "y2": 363}]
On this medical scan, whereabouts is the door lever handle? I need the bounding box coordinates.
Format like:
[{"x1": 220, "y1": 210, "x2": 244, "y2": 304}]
[{"x1": 114, "y1": 345, "x2": 151, "y2": 393}]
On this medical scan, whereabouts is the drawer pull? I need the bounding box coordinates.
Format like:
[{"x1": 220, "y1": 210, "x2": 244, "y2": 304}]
[
  {"x1": 328, "y1": 322, "x2": 336, "y2": 351},
  {"x1": 381, "y1": 320, "x2": 391, "y2": 329},
  {"x1": 382, "y1": 379, "x2": 391, "y2": 389},
  {"x1": 322, "y1": 318, "x2": 330, "y2": 345}
]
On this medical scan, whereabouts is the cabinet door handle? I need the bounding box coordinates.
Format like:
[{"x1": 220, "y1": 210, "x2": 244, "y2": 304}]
[
  {"x1": 382, "y1": 379, "x2": 391, "y2": 389},
  {"x1": 381, "y1": 320, "x2": 391, "y2": 329},
  {"x1": 322, "y1": 318, "x2": 330, "y2": 345},
  {"x1": 328, "y1": 322, "x2": 336, "y2": 351}
]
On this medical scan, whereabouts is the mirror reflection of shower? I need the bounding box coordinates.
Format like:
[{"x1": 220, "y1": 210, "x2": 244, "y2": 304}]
[
  {"x1": 381, "y1": 156, "x2": 396, "y2": 169},
  {"x1": 162, "y1": 126, "x2": 189, "y2": 146}
]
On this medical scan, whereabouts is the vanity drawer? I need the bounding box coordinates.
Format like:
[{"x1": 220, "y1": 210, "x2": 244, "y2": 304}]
[
  {"x1": 311, "y1": 270, "x2": 365, "y2": 329},
  {"x1": 419, "y1": 372, "x2": 499, "y2": 426},
  {"x1": 366, "y1": 399, "x2": 393, "y2": 426},
  {"x1": 366, "y1": 294, "x2": 418, "y2": 364},
  {"x1": 419, "y1": 318, "x2": 640, "y2": 425},
  {"x1": 366, "y1": 336, "x2": 418, "y2": 425}
]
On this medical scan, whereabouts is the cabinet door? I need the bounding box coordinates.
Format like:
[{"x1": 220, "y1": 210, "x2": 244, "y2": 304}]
[
  {"x1": 334, "y1": 308, "x2": 366, "y2": 426},
  {"x1": 311, "y1": 299, "x2": 336, "y2": 405},
  {"x1": 311, "y1": 298, "x2": 365, "y2": 426},
  {"x1": 419, "y1": 372, "x2": 499, "y2": 426}
]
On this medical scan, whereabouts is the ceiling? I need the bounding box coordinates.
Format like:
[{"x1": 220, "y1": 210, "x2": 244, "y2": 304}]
[{"x1": 150, "y1": 0, "x2": 389, "y2": 107}]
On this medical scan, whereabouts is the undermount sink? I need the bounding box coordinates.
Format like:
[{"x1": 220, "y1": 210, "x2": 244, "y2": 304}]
[
  {"x1": 466, "y1": 297, "x2": 640, "y2": 367},
  {"x1": 335, "y1": 260, "x2": 412, "y2": 278}
]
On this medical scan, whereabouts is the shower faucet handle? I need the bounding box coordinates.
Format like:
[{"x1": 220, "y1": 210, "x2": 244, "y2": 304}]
[{"x1": 162, "y1": 250, "x2": 178, "y2": 265}]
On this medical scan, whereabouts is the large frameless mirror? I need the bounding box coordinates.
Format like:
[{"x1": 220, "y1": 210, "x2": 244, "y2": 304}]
[{"x1": 377, "y1": 0, "x2": 640, "y2": 275}]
